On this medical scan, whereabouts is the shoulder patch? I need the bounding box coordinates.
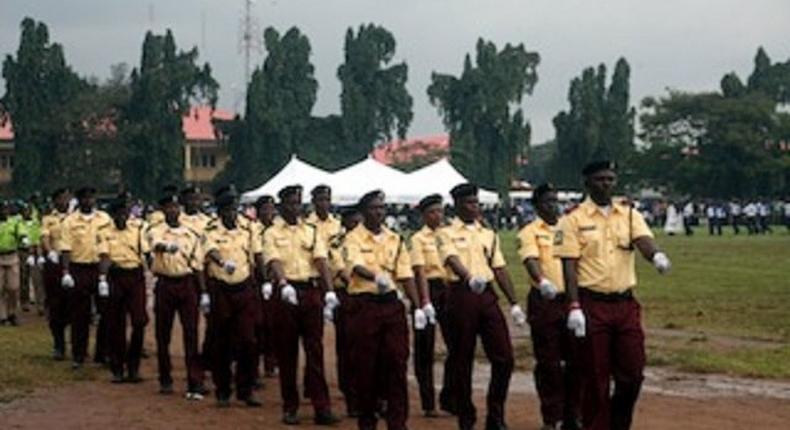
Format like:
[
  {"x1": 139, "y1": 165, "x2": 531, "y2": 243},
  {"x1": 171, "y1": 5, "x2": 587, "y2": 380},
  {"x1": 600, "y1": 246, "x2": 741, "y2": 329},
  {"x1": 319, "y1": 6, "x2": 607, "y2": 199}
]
[{"x1": 553, "y1": 230, "x2": 564, "y2": 245}]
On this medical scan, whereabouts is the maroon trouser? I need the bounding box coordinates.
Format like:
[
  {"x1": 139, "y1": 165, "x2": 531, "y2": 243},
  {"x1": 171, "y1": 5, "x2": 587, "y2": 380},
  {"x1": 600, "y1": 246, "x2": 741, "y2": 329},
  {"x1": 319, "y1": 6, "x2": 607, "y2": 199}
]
[
  {"x1": 334, "y1": 288, "x2": 357, "y2": 412},
  {"x1": 44, "y1": 261, "x2": 69, "y2": 353},
  {"x1": 260, "y1": 293, "x2": 279, "y2": 374},
  {"x1": 68, "y1": 263, "x2": 99, "y2": 363},
  {"x1": 346, "y1": 292, "x2": 409, "y2": 430},
  {"x1": 527, "y1": 288, "x2": 581, "y2": 426},
  {"x1": 154, "y1": 274, "x2": 203, "y2": 389},
  {"x1": 275, "y1": 282, "x2": 331, "y2": 414},
  {"x1": 578, "y1": 289, "x2": 645, "y2": 430},
  {"x1": 209, "y1": 278, "x2": 259, "y2": 400},
  {"x1": 413, "y1": 278, "x2": 453, "y2": 413},
  {"x1": 94, "y1": 290, "x2": 110, "y2": 363},
  {"x1": 107, "y1": 267, "x2": 148, "y2": 376},
  {"x1": 446, "y1": 282, "x2": 514, "y2": 429}
]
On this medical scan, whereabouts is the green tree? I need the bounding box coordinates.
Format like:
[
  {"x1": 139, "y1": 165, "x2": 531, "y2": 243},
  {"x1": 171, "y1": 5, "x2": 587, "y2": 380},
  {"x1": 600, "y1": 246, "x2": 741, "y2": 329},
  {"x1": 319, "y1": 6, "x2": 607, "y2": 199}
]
[
  {"x1": 1, "y1": 17, "x2": 86, "y2": 195},
  {"x1": 338, "y1": 24, "x2": 413, "y2": 157},
  {"x1": 428, "y1": 39, "x2": 539, "y2": 194},
  {"x1": 121, "y1": 29, "x2": 217, "y2": 200}
]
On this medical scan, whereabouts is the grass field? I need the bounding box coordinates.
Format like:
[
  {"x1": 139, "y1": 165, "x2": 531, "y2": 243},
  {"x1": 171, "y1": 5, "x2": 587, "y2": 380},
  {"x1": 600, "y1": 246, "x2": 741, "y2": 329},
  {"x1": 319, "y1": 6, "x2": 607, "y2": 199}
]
[{"x1": 501, "y1": 227, "x2": 790, "y2": 379}]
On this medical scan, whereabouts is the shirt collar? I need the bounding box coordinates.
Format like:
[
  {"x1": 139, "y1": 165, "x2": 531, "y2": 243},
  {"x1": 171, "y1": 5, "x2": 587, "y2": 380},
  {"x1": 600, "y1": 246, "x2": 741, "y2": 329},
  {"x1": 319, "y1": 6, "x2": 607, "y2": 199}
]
[{"x1": 582, "y1": 197, "x2": 628, "y2": 217}]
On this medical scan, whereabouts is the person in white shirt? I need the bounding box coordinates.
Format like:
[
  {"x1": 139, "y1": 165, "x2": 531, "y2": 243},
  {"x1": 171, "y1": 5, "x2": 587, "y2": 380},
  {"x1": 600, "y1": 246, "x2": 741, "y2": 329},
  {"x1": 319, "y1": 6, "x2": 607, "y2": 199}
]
[
  {"x1": 682, "y1": 201, "x2": 695, "y2": 236},
  {"x1": 706, "y1": 203, "x2": 720, "y2": 236},
  {"x1": 758, "y1": 200, "x2": 772, "y2": 234},
  {"x1": 714, "y1": 204, "x2": 726, "y2": 236},
  {"x1": 744, "y1": 202, "x2": 758, "y2": 234},
  {"x1": 664, "y1": 202, "x2": 684, "y2": 236},
  {"x1": 783, "y1": 199, "x2": 790, "y2": 232},
  {"x1": 729, "y1": 200, "x2": 742, "y2": 235}
]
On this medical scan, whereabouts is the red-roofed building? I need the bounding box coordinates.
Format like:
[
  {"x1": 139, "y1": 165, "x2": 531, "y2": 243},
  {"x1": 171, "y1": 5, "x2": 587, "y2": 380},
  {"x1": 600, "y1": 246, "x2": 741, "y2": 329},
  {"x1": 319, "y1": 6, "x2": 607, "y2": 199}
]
[
  {"x1": 372, "y1": 134, "x2": 450, "y2": 166},
  {"x1": 0, "y1": 106, "x2": 234, "y2": 187}
]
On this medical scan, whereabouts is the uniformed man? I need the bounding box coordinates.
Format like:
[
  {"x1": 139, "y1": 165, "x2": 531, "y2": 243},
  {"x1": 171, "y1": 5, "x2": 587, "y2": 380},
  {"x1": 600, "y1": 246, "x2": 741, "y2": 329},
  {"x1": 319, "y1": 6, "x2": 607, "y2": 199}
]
[
  {"x1": 179, "y1": 186, "x2": 212, "y2": 233},
  {"x1": 327, "y1": 204, "x2": 362, "y2": 417},
  {"x1": 145, "y1": 190, "x2": 207, "y2": 399},
  {"x1": 19, "y1": 202, "x2": 43, "y2": 314},
  {"x1": 0, "y1": 200, "x2": 28, "y2": 326},
  {"x1": 41, "y1": 188, "x2": 71, "y2": 359},
  {"x1": 203, "y1": 185, "x2": 264, "y2": 407},
  {"x1": 409, "y1": 194, "x2": 449, "y2": 418},
  {"x1": 436, "y1": 183, "x2": 526, "y2": 430},
  {"x1": 555, "y1": 161, "x2": 671, "y2": 430},
  {"x1": 518, "y1": 183, "x2": 580, "y2": 430},
  {"x1": 263, "y1": 185, "x2": 340, "y2": 425},
  {"x1": 254, "y1": 194, "x2": 279, "y2": 378},
  {"x1": 343, "y1": 190, "x2": 426, "y2": 430},
  {"x1": 98, "y1": 196, "x2": 149, "y2": 383},
  {"x1": 146, "y1": 185, "x2": 180, "y2": 226},
  {"x1": 306, "y1": 185, "x2": 343, "y2": 247},
  {"x1": 59, "y1": 186, "x2": 113, "y2": 369}
]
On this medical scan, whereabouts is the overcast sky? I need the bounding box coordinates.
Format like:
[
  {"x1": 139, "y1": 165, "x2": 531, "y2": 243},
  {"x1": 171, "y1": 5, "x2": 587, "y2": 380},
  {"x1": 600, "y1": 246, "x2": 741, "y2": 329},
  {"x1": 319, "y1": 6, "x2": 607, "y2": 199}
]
[{"x1": 2, "y1": 0, "x2": 789, "y2": 144}]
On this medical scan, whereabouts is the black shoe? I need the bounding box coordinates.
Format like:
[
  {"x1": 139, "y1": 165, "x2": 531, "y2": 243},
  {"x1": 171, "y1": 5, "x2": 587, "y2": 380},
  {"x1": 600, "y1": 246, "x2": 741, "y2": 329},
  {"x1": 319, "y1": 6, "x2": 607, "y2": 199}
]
[
  {"x1": 561, "y1": 418, "x2": 582, "y2": 430},
  {"x1": 190, "y1": 383, "x2": 210, "y2": 396},
  {"x1": 111, "y1": 372, "x2": 125, "y2": 384},
  {"x1": 282, "y1": 412, "x2": 300, "y2": 425},
  {"x1": 485, "y1": 417, "x2": 509, "y2": 430},
  {"x1": 7, "y1": 315, "x2": 18, "y2": 326},
  {"x1": 314, "y1": 410, "x2": 340, "y2": 426},
  {"x1": 159, "y1": 383, "x2": 174, "y2": 395},
  {"x1": 440, "y1": 399, "x2": 457, "y2": 416},
  {"x1": 52, "y1": 349, "x2": 65, "y2": 361},
  {"x1": 140, "y1": 349, "x2": 150, "y2": 359},
  {"x1": 243, "y1": 395, "x2": 263, "y2": 407},
  {"x1": 253, "y1": 378, "x2": 264, "y2": 390},
  {"x1": 71, "y1": 361, "x2": 83, "y2": 370},
  {"x1": 216, "y1": 397, "x2": 231, "y2": 408}
]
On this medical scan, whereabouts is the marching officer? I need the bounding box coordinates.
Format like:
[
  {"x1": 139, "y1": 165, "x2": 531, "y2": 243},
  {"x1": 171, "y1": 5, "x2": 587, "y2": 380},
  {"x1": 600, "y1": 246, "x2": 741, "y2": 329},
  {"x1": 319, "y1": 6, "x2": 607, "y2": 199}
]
[
  {"x1": 59, "y1": 186, "x2": 112, "y2": 369},
  {"x1": 145, "y1": 190, "x2": 207, "y2": 399},
  {"x1": 0, "y1": 200, "x2": 28, "y2": 326},
  {"x1": 306, "y1": 185, "x2": 343, "y2": 246},
  {"x1": 408, "y1": 194, "x2": 449, "y2": 418},
  {"x1": 255, "y1": 194, "x2": 279, "y2": 378},
  {"x1": 20, "y1": 201, "x2": 43, "y2": 314},
  {"x1": 342, "y1": 190, "x2": 427, "y2": 430},
  {"x1": 179, "y1": 186, "x2": 211, "y2": 233},
  {"x1": 203, "y1": 185, "x2": 264, "y2": 407},
  {"x1": 518, "y1": 183, "x2": 580, "y2": 430},
  {"x1": 98, "y1": 196, "x2": 149, "y2": 383},
  {"x1": 555, "y1": 161, "x2": 671, "y2": 430},
  {"x1": 436, "y1": 183, "x2": 526, "y2": 430},
  {"x1": 263, "y1": 185, "x2": 340, "y2": 426},
  {"x1": 41, "y1": 188, "x2": 71, "y2": 359}
]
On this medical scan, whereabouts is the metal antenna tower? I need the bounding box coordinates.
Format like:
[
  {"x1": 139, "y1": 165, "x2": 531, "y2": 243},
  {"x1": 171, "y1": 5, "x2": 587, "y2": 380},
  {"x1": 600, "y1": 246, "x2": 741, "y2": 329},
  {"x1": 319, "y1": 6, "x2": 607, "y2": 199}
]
[{"x1": 239, "y1": 0, "x2": 262, "y2": 89}]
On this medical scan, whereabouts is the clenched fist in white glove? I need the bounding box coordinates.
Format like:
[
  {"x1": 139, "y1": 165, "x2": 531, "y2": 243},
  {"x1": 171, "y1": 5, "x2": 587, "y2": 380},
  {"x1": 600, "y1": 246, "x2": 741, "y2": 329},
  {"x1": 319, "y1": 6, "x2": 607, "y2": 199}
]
[
  {"x1": 567, "y1": 308, "x2": 586, "y2": 338},
  {"x1": 538, "y1": 278, "x2": 558, "y2": 300},
  {"x1": 413, "y1": 308, "x2": 428, "y2": 330},
  {"x1": 375, "y1": 273, "x2": 392, "y2": 293},
  {"x1": 468, "y1": 276, "x2": 488, "y2": 294},
  {"x1": 323, "y1": 305, "x2": 335, "y2": 323},
  {"x1": 510, "y1": 304, "x2": 527, "y2": 326},
  {"x1": 97, "y1": 275, "x2": 110, "y2": 298},
  {"x1": 61, "y1": 273, "x2": 75, "y2": 289},
  {"x1": 36, "y1": 256, "x2": 46, "y2": 266},
  {"x1": 25, "y1": 255, "x2": 36, "y2": 267},
  {"x1": 165, "y1": 242, "x2": 180, "y2": 254},
  {"x1": 261, "y1": 282, "x2": 273, "y2": 300},
  {"x1": 199, "y1": 293, "x2": 211, "y2": 315},
  {"x1": 653, "y1": 252, "x2": 671, "y2": 274},
  {"x1": 324, "y1": 291, "x2": 340, "y2": 311},
  {"x1": 280, "y1": 284, "x2": 298, "y2": 306},
  {"x1": 222, "y1": 260, "x2": 236, "y2": 275},
  {"x1": 47, "y1": 250, "x2": 60, "y2": 264},
  {"x1": 422, "y1": 303, "x2": 437, "y2": 325}
]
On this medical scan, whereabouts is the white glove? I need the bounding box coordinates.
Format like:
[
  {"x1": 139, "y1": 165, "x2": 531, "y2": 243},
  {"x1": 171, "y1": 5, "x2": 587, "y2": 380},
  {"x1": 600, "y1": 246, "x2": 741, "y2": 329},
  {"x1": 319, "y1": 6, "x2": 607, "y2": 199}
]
[
  {"x1": 324, "y1": 291, "x2": 340, "y2": 311},
  {"x1": 467, "y1": 276, "x2": 488, "y2": 294},
  {"x1": 222, "y1": 260, "x2": 236, "y2": 275},
  {"x1": 165, "y1": 242, "x2": 180, "y2": 254},
  {"x1": 510, "y1": 304, "x2": 527, "y2": 326},
  {"x1": 413, "y1": 308, "x2": 428, "y2": 330},
  {"x1": 323, "y1": 304, "x2": 335, "y2": 323},
  {"x1": 36, "y1": 256, "x2": 46, "y2": 266},
  {"x1": 97, "y1": 275, "x2": 110, "y2": 298},
  {"x1": 567, "y1": 308, "x2": 586, "y2": 338},
  {"x1": 422, "y1": 303, "x2": 437, "y2": 325},
  {"x1": 280, "y1": 284, "x2": 298, "y2": 306},
  {"x1": 25, "y1": 255, "x2": 36, "y2": 267},
  {"x1": 261, "y1": 282, "x2": 273, "y2": 300},
  {"x1": 538, "y1": 278, "x2": 558, "y2": 300},
  {"x1": 47, "y1": 250, "x2": 60, "y2": 264},
  {"x1": 653, "y1": 252, "x2": 671, "y2": 274},
  {"x1": 375, "y1": 273, "x2": 392, "y2": 293},
  {"x1": 199, "y1": 292, "x2": 211, "y2": 315},
  {"x1": 61, "y1": 273, "x2": 75, "y2": 289}
]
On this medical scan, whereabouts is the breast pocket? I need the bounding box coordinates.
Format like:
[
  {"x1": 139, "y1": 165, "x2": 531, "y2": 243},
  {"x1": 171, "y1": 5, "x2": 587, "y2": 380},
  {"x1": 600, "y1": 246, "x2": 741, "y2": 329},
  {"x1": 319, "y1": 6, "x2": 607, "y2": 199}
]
[{"x1": 579, "y1": 228, "x2": 602, "y2": 258}]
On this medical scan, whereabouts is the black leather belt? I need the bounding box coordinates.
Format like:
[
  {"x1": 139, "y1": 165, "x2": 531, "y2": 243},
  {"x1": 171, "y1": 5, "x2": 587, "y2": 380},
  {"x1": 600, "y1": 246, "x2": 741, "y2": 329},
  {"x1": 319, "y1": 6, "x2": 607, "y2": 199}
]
[
  {"x1": 579, "y1": 287, "x2": 634, "y2": 302},
  {"x1": 353, "y1": 291, "x2": 399, "y2": 304}
]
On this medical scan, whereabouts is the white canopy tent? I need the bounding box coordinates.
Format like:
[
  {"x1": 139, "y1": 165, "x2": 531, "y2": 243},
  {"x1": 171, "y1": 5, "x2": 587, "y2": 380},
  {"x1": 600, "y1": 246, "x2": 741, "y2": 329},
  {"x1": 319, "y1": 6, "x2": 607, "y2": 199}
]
[
  {"x1": 241, "y1": 155, "x2": 332, "y2": 203},
  {"x1": 327, "y1": 156, "x2": 412, "y2": 205},
  {"x1": 400, "y1": 158, "x2": 499, "y2": 205}
]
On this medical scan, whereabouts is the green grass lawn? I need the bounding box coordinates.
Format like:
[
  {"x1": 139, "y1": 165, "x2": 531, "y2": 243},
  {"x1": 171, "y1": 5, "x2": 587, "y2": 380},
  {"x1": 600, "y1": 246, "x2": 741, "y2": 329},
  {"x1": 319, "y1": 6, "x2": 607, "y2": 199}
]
[
  {"x1": 0, "y1": 320, "x2": 98, "y2": 403},
  {"x1": 501, "y1": 227, "x2": 790, "y2": 379}
]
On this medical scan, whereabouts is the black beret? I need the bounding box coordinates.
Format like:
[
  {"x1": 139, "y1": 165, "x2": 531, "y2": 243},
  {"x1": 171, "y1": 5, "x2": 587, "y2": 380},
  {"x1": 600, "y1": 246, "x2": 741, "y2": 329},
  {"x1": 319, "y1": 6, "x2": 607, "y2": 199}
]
[
  {"x1": 531, "y1": 183, "x2": 557, "y2": 204},
  {"x1": 51, "y1": 187, "x2": 70, "y2": 199},
  {"x1": 358, "y1": 190, "x2": 384, "y2": 209},
  {"x1": 108, "y1": 197, "x2": 129, "y2": 213},
  {"x1": 417, "y1": 194, "x2": 443, "y2": 212},
  {"x1": 450, "y1": 183, "x2": 478, "y2": 201},
  {"x1": 311, "y1": 184, "x2": 331, "y2": 197},
  {"x1": 338, "y1": 204, "x2": 359, "y2": 219},
  {"x1": 75, "y1": 186, "x2": 97, "y2": 199},
  {"x1": 158, "y1": 193, "x2": 179, "y2": 206},
  {"x1": 278, "y1": 185, "x2": 303, "y2": 201},
  {"x1": 582, "y1": 160, "x2": 617, "y2": 176},
  {"x1": 214, "y1": 184, "x2": 238, "y2": 209},
  {"x1": 180, "y1": 185, "x2": 201, "y2": 196},
  {"x1": 255, "y1": 195, "x2": 275, "y2": 207}
]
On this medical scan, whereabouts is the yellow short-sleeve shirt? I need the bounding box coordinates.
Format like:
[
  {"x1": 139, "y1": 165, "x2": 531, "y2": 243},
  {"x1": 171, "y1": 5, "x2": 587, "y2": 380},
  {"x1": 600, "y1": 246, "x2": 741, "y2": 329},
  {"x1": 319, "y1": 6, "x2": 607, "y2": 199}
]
[
  {"x1": 436, "y1": 218, "x2": 506, "y2": 283},
  {"x1": 99, "y1": 218, "x2": 148, "y2": 269},
  {"x1": 554, "y1": 198, "x2": 653, "y2": 293},
  {"x1": 41, "y1": 210, "x2": 70, "y2": 252},
  {"x1": 59, "y1": 211, "x2": 113, "y2": 264},
  {"x1": 203, "y1": 218, "x2": 257, "y2": 284},
  {"x1": 145, "y1": 223, "x2": 203, "y2": 277},
  {"x1": 517, "y1": 218, "x2": 564, "y2": 291},
  {"x1": 409, "y1": 225, "x2": 446, "y2": 280},
  {"x1": 344, "y1": 224, "x2": 412, "y2": 295},
  {"x1": 262, "y1": 220, "x2": 327, "y2": 282}
]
